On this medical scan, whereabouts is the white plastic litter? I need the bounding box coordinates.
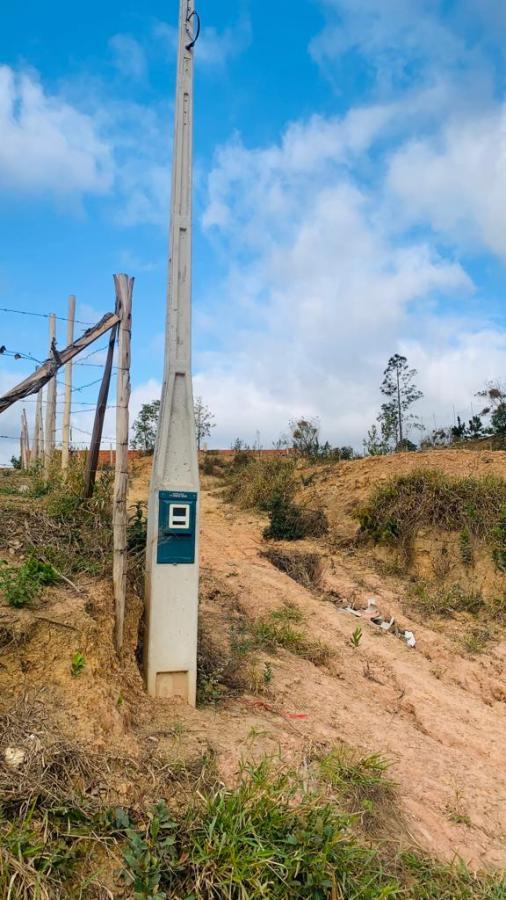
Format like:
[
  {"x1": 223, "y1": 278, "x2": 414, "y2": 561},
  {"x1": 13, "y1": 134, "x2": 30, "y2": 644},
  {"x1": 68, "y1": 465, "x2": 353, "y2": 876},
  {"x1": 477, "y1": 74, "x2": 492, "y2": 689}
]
[
  {"x1": 380, "y1": 617, "x2": 395, "y2": 632},
  {"x1": 404, "y1": 631, "x2": 416, "y2": 648},
  {"x1": 4, "y1": 747, "x2": 26, "y2": 769}
]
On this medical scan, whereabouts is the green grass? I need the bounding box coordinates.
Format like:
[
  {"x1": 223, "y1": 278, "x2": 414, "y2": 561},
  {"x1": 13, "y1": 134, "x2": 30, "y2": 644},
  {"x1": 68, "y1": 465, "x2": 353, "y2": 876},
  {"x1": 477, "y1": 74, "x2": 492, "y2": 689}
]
[
  {"x1": 248, "y1": 606, "x2": 332, "y2": 667},
  {"x1": 319, "y1": 745, "x2": 395, "y2": 832},
  {"x1": 1, "y1": 755, "x2": 505, "y2": 899},
  {"x1": 121, "y1": 760, "x2": 401, "y2": 899},
  {"x1": 409, "y1": 582, "x2": 485, "y2": 618}
]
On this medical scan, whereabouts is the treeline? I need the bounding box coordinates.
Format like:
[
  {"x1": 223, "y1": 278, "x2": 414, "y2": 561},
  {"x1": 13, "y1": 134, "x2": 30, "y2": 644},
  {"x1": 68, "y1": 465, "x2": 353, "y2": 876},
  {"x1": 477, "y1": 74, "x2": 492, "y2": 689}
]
[{"x1": 130, "y1": 354, "x2": 506, "y2": 462}]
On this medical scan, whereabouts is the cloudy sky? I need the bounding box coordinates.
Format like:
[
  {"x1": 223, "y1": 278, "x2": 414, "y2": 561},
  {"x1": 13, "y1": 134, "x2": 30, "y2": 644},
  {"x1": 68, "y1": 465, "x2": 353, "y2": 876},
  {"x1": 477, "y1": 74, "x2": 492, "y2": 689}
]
[{"x1": 1, "y1": 0, "x2": 506, "y2": 462}]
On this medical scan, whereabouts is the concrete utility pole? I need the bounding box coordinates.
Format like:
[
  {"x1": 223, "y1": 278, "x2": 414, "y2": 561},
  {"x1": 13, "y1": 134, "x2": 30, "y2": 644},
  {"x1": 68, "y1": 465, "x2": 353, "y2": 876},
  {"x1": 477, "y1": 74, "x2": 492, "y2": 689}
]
[
  {"x1": 144, "y1": 0, "x2": 201, "y2": 704},
  {"x1": 61, "y1": 295, "x2": 76, "y2": 472}
]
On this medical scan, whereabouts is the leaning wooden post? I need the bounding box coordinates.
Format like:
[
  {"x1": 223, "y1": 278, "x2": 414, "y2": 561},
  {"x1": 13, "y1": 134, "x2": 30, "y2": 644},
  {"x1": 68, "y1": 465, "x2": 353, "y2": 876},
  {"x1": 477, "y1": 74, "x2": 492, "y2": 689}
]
[
  {"x1": 83, "y1": 318, "x2": 118, "y2": 498},
  {"x1": 44, "y1": 314, "x2": 57, "y2": 475},
  {"x1": 112, "y1": 274, "x2": 133, "y2": 652},
  {"x1": 61, "y1": 295, "x2": 76, "y2": 472}
]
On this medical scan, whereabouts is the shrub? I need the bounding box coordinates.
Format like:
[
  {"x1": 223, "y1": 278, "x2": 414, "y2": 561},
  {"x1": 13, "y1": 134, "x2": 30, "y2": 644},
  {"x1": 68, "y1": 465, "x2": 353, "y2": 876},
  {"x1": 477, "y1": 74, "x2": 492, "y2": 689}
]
[
  {"x1": 263, "y1": 496, "x2": 328, "y2": 541},
  {"x1": 359, "y1": 469, "x2": 506, "y2": 562},
  {"x1": 14, "y1": 459, "x2": 114, "y2": 578}
]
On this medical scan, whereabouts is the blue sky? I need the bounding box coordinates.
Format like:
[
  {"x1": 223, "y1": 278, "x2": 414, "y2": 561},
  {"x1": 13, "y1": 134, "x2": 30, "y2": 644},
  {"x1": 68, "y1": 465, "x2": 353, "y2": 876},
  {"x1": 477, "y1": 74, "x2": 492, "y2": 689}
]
[{"x1": 1, "y1": 0, "x2": 506, "y2": 461}]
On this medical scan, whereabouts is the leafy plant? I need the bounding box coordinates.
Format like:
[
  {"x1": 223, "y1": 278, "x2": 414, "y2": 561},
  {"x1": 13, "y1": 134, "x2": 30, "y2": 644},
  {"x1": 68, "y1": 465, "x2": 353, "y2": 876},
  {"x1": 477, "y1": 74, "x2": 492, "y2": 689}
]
[
  {"x1": 350, "y1": 626, "x2": 362, "y2": 648},
  {"x1": 0, "y1": 556, "x2": 58, "y2": 608},
  {"x1": 71, "y1": 651, "x2": 86, "y2": 677},
  {"x1": 459, "y1": 529, "x2": 473, "y2": 566}
]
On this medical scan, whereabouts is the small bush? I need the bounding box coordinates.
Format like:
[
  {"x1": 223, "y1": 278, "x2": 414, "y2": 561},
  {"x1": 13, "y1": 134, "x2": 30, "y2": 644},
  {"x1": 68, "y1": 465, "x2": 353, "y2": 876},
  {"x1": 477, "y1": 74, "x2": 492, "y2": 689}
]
[
  {"x1": 263, "y1": 496, "x2": 329, "y2": 542},
  {"x1": 0, "y1": 557, "x2": 58, "y2": 608},
  {"x1": 14, "y1": 459, "x2": 114, "y2": 579},
  {"x1": 461, "y1": 627, "x2": 493, "y2": 655}
]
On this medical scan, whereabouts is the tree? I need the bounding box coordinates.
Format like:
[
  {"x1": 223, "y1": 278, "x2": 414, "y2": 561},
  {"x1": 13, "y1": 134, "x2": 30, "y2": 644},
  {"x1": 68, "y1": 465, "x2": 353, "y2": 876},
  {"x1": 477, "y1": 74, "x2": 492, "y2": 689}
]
[
  {"x1": 467, "y1": 415, "x2": 485, "y2": 438},
  {"x1": 379, "y1": 354, "x2": 423, "y2": 448},
  {"x1": 289, "y1": 418, "x2": 320, "y2": 457},
  {"x1": 131, "y1": 400, "x2": 160, "y2": 451},
  {"x1": 476, "y1": 382, "x2": 506, "y2": 416},
  {"x1": 194, "y1": 397, "x2": 215, "y2": 451},
  {"x1": 363, "y1": 424, "x2": 388, "y2": 456},
  {"x1": 451, "y1": 416, "x2": 467, "y2": 442},
  {"x1": 491, "y1": 404, "x2": 506, "y2": 435}
]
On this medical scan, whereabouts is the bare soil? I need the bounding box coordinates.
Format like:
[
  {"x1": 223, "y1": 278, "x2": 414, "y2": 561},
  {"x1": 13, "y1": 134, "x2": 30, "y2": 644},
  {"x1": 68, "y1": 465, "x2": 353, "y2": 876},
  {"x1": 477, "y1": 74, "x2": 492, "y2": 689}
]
[{"x1": 1, "y1": 449, "x2": 506, "y2": 874}]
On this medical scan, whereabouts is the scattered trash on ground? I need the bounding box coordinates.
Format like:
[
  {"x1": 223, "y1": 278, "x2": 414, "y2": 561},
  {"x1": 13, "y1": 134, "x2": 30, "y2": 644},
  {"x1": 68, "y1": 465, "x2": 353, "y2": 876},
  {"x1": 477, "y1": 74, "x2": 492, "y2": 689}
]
[{"x1": 337, "y1": 597, "x2": 416, "y2": 649}]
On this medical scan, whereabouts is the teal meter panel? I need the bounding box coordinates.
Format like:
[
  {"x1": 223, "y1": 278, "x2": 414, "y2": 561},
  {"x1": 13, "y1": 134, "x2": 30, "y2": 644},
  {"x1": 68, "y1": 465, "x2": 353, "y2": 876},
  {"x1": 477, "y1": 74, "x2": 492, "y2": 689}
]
[{"x1": 157, "y1": 491, "x2": 197, "y2": 565}]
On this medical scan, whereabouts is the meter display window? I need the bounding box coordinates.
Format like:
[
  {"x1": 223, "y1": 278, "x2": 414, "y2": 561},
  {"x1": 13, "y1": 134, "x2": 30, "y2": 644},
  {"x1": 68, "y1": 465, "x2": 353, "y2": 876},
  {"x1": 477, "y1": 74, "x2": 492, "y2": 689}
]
[{"x1": 168, "y1": 504, "x2": 191, "y2": 529}]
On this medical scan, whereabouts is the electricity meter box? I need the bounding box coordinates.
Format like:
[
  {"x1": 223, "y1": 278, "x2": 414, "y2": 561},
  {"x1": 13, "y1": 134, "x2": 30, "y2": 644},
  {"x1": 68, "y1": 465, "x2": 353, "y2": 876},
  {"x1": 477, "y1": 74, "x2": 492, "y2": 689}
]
[{"x1": 157, "y1": 491, "x2": 197, "y2": 565}]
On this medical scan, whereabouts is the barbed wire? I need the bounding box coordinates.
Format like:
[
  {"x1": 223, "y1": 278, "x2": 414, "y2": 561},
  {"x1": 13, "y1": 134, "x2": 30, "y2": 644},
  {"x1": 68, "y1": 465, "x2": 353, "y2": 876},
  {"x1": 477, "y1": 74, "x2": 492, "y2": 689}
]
[{"x1": 0, "y1": 306, "x2": 96, "y2": 326}]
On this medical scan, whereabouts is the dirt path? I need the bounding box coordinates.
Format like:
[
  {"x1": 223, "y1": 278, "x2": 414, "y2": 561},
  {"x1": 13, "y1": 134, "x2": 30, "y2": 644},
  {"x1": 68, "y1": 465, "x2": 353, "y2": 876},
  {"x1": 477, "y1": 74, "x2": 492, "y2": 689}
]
[{"x1": 128, "y1": 458, "x2": 506, "y2": 866}]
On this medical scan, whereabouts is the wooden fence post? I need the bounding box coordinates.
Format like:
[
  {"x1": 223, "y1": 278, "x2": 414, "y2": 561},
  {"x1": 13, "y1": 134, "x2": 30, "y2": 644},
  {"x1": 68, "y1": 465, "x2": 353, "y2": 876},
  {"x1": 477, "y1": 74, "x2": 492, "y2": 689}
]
[
  {"x1": 112, "y1": 274, "x2": 133, "y2": 652},
  {"x1": 33, "y1": 388, "x2": 43, "y2": 463},
  {"x1": 44, "y1": 314, "x2": 57, "y2": 475},
  {"x1": 22, "y1": 410, "x2": 30, "y2": 469},
  {"x1": 62, "y1": 295, "x2": 76, "y2": 472},
  {"x1": 20, "y1": 413, "x2": 25, "y2": 470},
  {"x1": 83, "y1": 320, "x2": 118, "y2": 498}
]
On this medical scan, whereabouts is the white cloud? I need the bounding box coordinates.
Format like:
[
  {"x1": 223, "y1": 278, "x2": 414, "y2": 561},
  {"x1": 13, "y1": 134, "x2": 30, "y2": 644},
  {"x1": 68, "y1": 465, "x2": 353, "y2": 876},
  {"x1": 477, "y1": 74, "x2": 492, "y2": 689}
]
[
  {"x1": 0, "y1": 66, "x2": 113, "y2": 197},
  {"x1": 195, "y1": 111, "x2": 498, "y2": 450},
  {"x1": 109, "y1": 33, "x2": 147, "y2": 80},
  {"x1": 387, "y1": 105, "x2": 506, "y2": 257},
  {"x1": 310, "y1": 0, "x2": 467, "y2": 86}
]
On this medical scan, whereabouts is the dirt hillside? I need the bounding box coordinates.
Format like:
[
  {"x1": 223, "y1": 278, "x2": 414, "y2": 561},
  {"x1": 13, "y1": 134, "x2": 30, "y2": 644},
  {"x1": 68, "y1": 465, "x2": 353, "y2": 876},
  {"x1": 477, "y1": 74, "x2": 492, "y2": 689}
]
[{"x1": 1, "y1": 448, "x2": 505, "y2": 886}]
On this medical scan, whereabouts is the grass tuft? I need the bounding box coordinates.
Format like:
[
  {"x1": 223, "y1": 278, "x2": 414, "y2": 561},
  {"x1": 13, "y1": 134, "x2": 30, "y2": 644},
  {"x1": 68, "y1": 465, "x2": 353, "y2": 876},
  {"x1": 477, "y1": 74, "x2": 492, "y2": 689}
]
[{"x1": 226, "y1": 457, "x2": 297, "y2": 510}]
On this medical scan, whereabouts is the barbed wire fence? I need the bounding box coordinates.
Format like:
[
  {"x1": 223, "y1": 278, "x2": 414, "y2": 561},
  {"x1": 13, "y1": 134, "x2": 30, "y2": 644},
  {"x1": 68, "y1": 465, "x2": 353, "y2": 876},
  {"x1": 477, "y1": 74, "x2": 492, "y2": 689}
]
[{"x1": 0, "y1": 291, "x2": 130, "y2": 474}]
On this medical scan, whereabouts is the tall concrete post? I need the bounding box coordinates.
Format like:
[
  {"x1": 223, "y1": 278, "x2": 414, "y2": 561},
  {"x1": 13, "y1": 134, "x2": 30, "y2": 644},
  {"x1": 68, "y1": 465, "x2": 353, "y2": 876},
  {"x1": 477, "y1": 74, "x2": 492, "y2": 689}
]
[{"x1": 144, "y1": 0, "x2": 200, "y2": 704}]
